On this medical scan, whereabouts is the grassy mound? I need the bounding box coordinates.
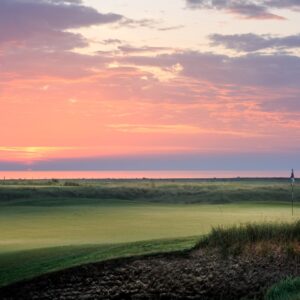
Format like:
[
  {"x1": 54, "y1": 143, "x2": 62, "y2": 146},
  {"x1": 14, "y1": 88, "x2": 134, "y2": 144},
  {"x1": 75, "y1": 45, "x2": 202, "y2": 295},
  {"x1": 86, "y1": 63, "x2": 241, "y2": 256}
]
[{"x1": 265, "y1": 277, "x2": 300, "y2": 300}]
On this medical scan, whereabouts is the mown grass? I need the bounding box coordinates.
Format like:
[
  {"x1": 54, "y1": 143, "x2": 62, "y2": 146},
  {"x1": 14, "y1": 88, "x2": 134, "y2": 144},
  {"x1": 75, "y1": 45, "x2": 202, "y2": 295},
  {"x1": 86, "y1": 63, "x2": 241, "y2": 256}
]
[
  {"x1": 265, "y1": 277, "x2": 300, "y2": 300},
  {"x1": 1, "y1": 201, "x2": 299, "y2": 253},
  {"x1": 0, "y1": 236, "x2": 198, "y2": 288}
]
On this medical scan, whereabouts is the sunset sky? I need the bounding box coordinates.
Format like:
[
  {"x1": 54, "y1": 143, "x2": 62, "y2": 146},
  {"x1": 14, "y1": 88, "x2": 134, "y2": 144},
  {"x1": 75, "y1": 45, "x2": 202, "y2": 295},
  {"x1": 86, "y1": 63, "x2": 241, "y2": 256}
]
[{"x1": 1, "y1": 0, "x2": 300, "y2": 171}]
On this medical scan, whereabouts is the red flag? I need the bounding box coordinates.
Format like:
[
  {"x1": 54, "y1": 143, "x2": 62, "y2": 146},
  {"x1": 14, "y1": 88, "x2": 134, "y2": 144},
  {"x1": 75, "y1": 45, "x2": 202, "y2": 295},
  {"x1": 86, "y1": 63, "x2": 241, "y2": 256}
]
[{"x1": 291, "y1": 169, "x2": 295, "y2": 184}]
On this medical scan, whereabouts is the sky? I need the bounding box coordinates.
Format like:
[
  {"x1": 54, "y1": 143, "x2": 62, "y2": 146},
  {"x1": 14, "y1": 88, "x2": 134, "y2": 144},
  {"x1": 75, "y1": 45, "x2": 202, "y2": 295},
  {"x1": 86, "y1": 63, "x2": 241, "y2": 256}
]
[{"x1": 0, "y1": 0, "x2": 300, "y2": 171}]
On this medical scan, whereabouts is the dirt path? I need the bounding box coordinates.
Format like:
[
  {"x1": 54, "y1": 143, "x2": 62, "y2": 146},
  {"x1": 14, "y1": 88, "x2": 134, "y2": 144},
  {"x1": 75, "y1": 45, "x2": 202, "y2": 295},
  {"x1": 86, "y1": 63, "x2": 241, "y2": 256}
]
[{"x1": 1, "y1": 248, "x2": 299, "y2": 300}]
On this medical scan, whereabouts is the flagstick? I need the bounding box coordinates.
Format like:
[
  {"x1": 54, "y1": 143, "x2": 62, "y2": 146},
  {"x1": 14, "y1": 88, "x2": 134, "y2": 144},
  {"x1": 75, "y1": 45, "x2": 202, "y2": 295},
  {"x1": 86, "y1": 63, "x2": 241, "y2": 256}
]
[{"x1": 292, "y1": 182, "x2": 294, "y2": 217}]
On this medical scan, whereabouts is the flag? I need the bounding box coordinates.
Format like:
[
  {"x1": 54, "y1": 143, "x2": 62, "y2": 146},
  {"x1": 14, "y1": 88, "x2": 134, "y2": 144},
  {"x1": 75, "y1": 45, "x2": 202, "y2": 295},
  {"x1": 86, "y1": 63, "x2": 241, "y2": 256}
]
[{"x1": 291, "y1": 169, "x2": 295, "y2": 185}]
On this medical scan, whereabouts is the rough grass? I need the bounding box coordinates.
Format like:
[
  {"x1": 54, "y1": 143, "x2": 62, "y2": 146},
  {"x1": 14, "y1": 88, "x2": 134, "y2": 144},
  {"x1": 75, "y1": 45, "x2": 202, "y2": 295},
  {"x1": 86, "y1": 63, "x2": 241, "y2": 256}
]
[
  {"x1": 0, "y1": 237, "x2": 198, "y2": 288},
  {"x1": 0, "y1": 178, "x2": 298, "y2": 205},
  {"x1": 197, "y1": 221, "x2": 300, "y2": 256},
  {"x1": 265, "y1": 277, "x2": 300, "y2": 300}
]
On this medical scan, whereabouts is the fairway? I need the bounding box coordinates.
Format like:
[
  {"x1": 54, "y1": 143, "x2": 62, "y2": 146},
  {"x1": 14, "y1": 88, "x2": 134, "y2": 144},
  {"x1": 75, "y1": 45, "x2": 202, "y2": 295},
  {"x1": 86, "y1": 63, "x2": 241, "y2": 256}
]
[{"x1": 1, "y1": 200, "x2": 298, "y2": 253}]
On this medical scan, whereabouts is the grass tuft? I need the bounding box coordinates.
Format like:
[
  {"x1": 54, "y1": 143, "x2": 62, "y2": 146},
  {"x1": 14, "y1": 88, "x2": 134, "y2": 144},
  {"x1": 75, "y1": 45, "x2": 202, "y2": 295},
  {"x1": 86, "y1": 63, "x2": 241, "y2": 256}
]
[
  {"x1": 265, "y1": 277, "x2": 300, "y2": 300},
  {"x1": 196, "y1": 221, "x2": 300, "y2": 255}
]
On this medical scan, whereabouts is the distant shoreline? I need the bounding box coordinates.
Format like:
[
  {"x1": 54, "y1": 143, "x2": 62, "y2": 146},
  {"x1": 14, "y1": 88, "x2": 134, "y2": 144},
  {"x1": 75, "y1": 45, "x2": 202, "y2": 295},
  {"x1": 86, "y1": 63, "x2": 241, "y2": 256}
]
[{"x1": 0, "y1": 172, "x2": 297, "y2": 182}]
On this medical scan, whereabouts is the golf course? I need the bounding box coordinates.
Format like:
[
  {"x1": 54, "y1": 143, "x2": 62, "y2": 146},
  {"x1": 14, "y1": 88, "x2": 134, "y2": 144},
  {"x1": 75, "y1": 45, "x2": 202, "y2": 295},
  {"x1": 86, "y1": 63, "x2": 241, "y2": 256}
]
[{"x1": 0, "y1": 178, "x2": 299, "y2": 293}]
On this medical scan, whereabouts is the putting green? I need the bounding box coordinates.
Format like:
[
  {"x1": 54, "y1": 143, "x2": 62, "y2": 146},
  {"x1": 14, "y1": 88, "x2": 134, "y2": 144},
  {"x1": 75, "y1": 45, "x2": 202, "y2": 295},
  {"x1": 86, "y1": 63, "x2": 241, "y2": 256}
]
[{"x1": 0, "y1": 201, "x2": 298, "y2": 253}]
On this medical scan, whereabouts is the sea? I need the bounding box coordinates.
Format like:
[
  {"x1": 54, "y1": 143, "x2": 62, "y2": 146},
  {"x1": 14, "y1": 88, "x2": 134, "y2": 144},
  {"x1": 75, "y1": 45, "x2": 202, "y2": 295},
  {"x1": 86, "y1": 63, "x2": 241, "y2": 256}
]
[{"x1": 0, "y1": 170, "x2": 291, "y2": 180}]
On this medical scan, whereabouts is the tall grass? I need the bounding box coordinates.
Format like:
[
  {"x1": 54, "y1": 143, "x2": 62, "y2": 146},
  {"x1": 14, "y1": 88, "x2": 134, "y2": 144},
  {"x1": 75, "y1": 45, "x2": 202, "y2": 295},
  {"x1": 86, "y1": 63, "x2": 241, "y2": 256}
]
[
  {"x1": 197, "y1": 221, "x2": 300, "y2": 252},
  {"x1": 0, "y1": 179, "x2": 298, "y2": 205},
  {"x1": 265, "y1": 277, "x2": 300, "y2": 300}
]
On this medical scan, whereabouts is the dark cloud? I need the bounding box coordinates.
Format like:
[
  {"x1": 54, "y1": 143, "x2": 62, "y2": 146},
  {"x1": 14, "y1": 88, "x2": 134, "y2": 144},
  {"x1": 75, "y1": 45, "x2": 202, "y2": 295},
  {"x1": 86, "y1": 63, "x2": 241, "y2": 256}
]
[
  {"x1": 228, "y1": 3, "x2": 285, "y2": 19},
  {"x1": 0, "y1": 49, "x2": 110, "y2": 79},
  {"x1": 96, "y1": 38, "x2": 300, "y2": 117},
  {"x1": 41, "y1": 0, "x2": 83, "y2": 3},
  {"x1": 102, "y1": 39, "x2": 123, "y2": 45},
  {"x1": 0, "y1": 0, "x2": 122, "y2": 35},
  {"x1": 260, "y1": 97, "x2": 300, "y2": 112},
  {"x1": 118, "y1": 18, "x2": 159, "y2": 29},
  {"x1": 124, "y1": 51, "x2": 300, "y2": 87},
  {"x1": 266, "y1": 0, "x2": 300, "y2": 9},
  {"x1": 158, "y1": 25, "x2": 185, "y2": 31},
  {"x1": 0, "y1": 0, "x2": 122, "y2": 50},
  {"x1": 118, "y1": 45, "x2": 170, "y2": 54},
  {"x1": 210, "y1": 33, "x2": 300, "y2": 52},
  {"x1": 11, "y1": 31, "x2": 89, "y2": 52},
  {"x1": 0, "y1": 0, "x2": 160, "y2": 51},
  {"x1": 186, "y1": 0, "x2": 300, "y2": 19}
]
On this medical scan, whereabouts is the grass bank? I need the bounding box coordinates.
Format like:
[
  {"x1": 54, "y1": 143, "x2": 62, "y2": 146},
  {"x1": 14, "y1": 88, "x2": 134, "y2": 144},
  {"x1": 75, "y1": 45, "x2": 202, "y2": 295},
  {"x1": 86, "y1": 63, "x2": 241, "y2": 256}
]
[{"x1": 0, "y1": 236, "x2": 198, "y2": 288}]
